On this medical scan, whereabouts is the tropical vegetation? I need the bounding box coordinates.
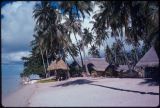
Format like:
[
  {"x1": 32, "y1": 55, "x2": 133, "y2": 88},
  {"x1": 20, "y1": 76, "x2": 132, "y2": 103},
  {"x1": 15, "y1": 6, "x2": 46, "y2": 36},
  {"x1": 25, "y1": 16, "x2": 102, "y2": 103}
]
[{"x1": 21, "y1": 1, "x2": 159, "y2": 78}]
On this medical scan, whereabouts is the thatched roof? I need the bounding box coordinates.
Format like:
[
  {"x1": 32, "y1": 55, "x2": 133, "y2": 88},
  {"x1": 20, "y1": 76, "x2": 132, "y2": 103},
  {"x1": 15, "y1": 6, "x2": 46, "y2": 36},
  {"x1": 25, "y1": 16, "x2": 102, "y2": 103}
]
[
  {"x1": 136, "y1": 46, "x2": 159, "y2": 67},
  {"x1": 79, "y1": 58, "x2": 109, "y2": 71},
  {"x1": 89, "y1": 58, "x2": 109, "y2": 71},
  {"x1": 77, "y1": 59, "x2": 89, "y2": 66},
  {"x1": 47, "y1": 59, "x2": 69, "y2": 71}
]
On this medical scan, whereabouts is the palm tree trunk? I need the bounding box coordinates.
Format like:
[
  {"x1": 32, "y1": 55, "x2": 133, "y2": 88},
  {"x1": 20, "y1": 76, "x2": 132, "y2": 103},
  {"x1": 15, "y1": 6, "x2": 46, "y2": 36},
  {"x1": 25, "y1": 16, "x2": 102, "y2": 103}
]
[
  {"x1": 134, "y1": 45, "x2": 139, "y2": 63},
  {"x1": 118, "y1": 28, "x2": 132, "y2": 74},
  {"x1": 45, "y1": 49, "x2": 50, "y2": 77},
  {"x1": 45, "y1": 50, "x2": 50, "y2": 66},
  {"x1": 104, "y1": 42, "x2": 106, "y2": 57},
  {"x1": 114, "y1": 36, "x2": 126, "y2": 64},
  {"x1": 105, "y1": 43, "x2": 110, "y2": 64},
  {"x1": 109, "y1": 47, "x2": 115, "y2": 64},
  {"x1": 114, "y1": 49, "x2": 117, "y2": 64},
  {"x1": 82, "y1": 39, "x2": 89, "y2": 75},
  {"x1": 39, "y1": 46, "x2": 47, "y2": 78},
  {"x1": 73, "y1": 33, "x2": 84, "y2": 70},
  {"x1": 61, "y1": 34, "x2": 81, "y2": 68},
  {"x1": 67, "y1": 48, "x2": 81, "y2": 67}
]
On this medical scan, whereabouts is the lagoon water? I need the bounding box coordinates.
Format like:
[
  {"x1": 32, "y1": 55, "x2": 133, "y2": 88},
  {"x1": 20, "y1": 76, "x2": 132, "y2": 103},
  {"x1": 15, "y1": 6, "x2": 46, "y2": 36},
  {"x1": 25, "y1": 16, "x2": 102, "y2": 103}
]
[{"x1": 2, "y1": 64, "x2": 24, "y2": 97}]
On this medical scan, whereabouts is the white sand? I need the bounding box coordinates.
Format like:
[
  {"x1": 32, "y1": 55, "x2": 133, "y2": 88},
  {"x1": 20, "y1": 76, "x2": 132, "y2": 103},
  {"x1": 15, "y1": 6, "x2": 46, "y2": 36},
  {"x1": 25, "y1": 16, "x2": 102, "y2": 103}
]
[
  {"x1": 2, "y1": 77, "x2": 159, "y2": 107},
  {"x1": 2, "y1": 84, "x2": 37, "y2": 107}
]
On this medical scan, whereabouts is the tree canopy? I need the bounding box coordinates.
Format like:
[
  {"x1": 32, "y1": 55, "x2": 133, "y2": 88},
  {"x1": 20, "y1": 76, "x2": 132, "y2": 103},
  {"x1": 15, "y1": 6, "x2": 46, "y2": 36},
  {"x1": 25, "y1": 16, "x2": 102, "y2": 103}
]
[{"x1": 21, "y1": 1, "x2": 159, "y2": 78}]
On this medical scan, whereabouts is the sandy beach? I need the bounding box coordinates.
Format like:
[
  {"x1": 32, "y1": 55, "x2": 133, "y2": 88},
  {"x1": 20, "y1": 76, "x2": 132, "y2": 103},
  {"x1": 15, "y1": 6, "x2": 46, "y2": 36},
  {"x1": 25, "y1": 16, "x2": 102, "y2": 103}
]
[
  {"x1": 2, "y1": 84, "x2": 37, "y2": 107},
  {"x1": 2, "y1": 77, "x2": 159, "y2": 107}
]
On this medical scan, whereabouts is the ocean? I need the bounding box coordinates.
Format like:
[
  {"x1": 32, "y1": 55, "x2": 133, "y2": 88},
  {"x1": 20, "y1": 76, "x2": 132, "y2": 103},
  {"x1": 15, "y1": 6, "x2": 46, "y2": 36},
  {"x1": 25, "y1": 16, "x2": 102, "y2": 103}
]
[
  {"x1": 2, "y1": 64, "x2": 24, "y2": 97},
  {"x1": 2, "y1": 63, "x2": 40, "y2": 97}
]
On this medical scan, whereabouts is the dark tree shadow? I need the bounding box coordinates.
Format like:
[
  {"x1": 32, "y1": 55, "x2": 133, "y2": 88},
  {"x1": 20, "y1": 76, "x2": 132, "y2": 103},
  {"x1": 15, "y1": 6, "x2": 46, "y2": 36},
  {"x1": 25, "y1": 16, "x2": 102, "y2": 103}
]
[
  {"x1": 51, "y1": 79, "x2": 95, "y2": 87},
  {"x1": 87, "y1": 63, "x2": 95, "y2": 74},
  {"x1": 139, "y1": 78, "x2": 160, "y2": 86},
  {"x1": 89, "y1": 84, "x2": 159, "y2": 95}
]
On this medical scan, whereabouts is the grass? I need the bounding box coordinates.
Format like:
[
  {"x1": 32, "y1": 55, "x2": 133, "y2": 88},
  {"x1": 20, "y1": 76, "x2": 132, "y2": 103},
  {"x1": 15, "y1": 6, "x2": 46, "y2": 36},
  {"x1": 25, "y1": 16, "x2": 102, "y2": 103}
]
[{"x1": 37, "y1": 78, "x2": 56, "y2": 83}]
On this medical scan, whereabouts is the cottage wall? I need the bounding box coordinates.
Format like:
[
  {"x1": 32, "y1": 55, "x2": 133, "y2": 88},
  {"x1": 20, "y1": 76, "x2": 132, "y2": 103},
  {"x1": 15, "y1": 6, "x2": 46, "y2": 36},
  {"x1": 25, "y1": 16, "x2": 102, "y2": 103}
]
[
  {"x1": 136, "y1": 67, "x2": 145, "y2": 78},
  {"x1": 96, "y1": 71, "x2": 106, "y2": 77}
]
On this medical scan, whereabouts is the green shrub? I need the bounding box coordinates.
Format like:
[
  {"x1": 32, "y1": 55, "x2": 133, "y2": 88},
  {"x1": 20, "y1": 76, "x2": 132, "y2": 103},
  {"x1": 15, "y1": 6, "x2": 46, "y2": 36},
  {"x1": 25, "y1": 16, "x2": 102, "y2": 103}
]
[{"x1": 37, "y1": 79, "x2": 56, "y2": 83}]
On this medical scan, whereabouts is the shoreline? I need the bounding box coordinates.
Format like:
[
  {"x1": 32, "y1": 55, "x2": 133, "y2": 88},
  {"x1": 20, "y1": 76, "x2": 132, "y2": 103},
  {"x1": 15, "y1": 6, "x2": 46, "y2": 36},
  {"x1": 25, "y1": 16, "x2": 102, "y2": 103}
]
[
  {"x1": 2, "y1": 82, "x2": 26, "y2": 99},
  {"x1": 2, "y1": 83, "x2": 37, "y2": 107}
]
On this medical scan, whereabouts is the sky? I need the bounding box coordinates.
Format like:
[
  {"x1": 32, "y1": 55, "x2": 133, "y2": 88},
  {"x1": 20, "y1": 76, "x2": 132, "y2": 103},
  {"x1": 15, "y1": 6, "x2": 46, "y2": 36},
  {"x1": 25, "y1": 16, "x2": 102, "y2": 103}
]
[
  {"x1": 1, "y1": 1, "x2": 36, "y2": 64},
  {"x1": 1, "y1": 1, "x2": 129, "y2": 64}
]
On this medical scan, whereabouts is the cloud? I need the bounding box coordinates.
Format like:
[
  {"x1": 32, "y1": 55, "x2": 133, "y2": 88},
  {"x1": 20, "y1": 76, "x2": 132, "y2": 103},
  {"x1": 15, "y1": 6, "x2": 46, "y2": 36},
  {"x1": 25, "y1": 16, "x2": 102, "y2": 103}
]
[
  {"x1": 1, "y1": 1, "x2": 36, "y2": 53},
  {"x1": 2, "y1": 51, "x2": 31, "y2": 64},
  {"x1": 1, "y1": 1, "x2": 36, "y2": 63}
]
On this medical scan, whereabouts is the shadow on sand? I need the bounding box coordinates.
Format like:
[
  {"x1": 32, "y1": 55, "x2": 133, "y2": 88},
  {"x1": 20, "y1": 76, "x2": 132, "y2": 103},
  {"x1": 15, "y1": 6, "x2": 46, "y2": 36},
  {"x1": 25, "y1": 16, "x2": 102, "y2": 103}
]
[
  {"x1": 51, "y1": 79, "x2": 95, "y2": 87},
  {"x1": 50, "y1": 78, "x2": 159, "y2": 95},
  {"x1": 138, "y1": 78, "x2": 160, "y2": 86},
  {"x1": 89, "y1": 83, "x2": 159, "y2": 95}
]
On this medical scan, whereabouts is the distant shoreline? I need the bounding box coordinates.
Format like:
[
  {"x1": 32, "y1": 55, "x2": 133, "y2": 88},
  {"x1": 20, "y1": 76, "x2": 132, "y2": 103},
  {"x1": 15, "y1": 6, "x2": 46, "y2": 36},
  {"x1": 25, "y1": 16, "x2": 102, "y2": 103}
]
[{"x1": 2, "y1": 62, "x2": 23, "y2": 65}]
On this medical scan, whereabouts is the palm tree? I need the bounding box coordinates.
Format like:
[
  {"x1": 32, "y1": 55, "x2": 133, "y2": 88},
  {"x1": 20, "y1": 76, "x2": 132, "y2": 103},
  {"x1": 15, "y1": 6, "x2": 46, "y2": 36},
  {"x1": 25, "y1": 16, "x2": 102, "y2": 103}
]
[
  {"x1": 105, "y1": 45, "x2": 113, "y2": 64},
  {"x1": 88, "y1": 45, "x2": 100, "y2": 58},
  {"x1": 82, "y1": 28, "x2": 95, "y2": 74},
  {"x1": 21, "y1": 1, "x2": 94, "y2": 78},
  {"x1": 59, "y1": 1, "x2": 94, "y2": 74},
  {"x1": 92, "y1": 1, "x2": 159, "y2": 58},
  {"x1": 33, "y1": 1, "x2": 64, "y2": 54},
  {"x1": 58, "y1": 1, "x2": 93, "y2": 21},
  {"x1": 31, "y1": 30, "x2": 48, "y2": 78},
  {"x1": 110, "y1": 41, "x2": 125, "y2": 65},
  {"x1": 63, "y1": 17, "x2": 85, "y2": 69},
  {"x1": 83, "y1": 28, "x2": 94, "y2": 47},
  {"x1": 125, "y1": 38, "x2": 141, "y2": 64}
]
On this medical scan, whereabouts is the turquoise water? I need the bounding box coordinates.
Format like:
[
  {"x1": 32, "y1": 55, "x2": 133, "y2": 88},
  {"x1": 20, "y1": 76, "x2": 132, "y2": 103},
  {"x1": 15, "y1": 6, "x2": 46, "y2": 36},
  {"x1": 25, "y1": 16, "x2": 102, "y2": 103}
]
[{"x1": 2, "y1": 64, "x2": 24, "y2": 97}]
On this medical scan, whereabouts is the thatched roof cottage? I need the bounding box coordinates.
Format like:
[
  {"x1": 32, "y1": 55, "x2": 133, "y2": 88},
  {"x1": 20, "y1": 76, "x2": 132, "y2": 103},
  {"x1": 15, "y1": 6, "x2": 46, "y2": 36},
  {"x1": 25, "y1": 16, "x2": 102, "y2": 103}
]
[
  {"x1": 47, "y1": 59, "x2": 70, "y2": 81},
  {"x1": 79, "y1": 58, "x2": 109, "y2": 77},
  {"x1": 136, "y1": 46, "x2": 159, "y2": 67},
  {"x1": 115, "y1": 65, "x2": 138, "y2": 78},
  {"x1": 47, "y1": 59, "x2": 69, "y2": 71},
  {"x1": 135, "y1": 46, "x2": 159, "y2": 78}
]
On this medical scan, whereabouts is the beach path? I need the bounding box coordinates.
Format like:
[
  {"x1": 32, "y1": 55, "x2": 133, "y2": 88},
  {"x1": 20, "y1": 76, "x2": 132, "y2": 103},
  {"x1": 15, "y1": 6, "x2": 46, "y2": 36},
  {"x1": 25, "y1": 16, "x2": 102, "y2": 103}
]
[{"x1": 28, "y1": 77, "x2": 159, "y2": 107}]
